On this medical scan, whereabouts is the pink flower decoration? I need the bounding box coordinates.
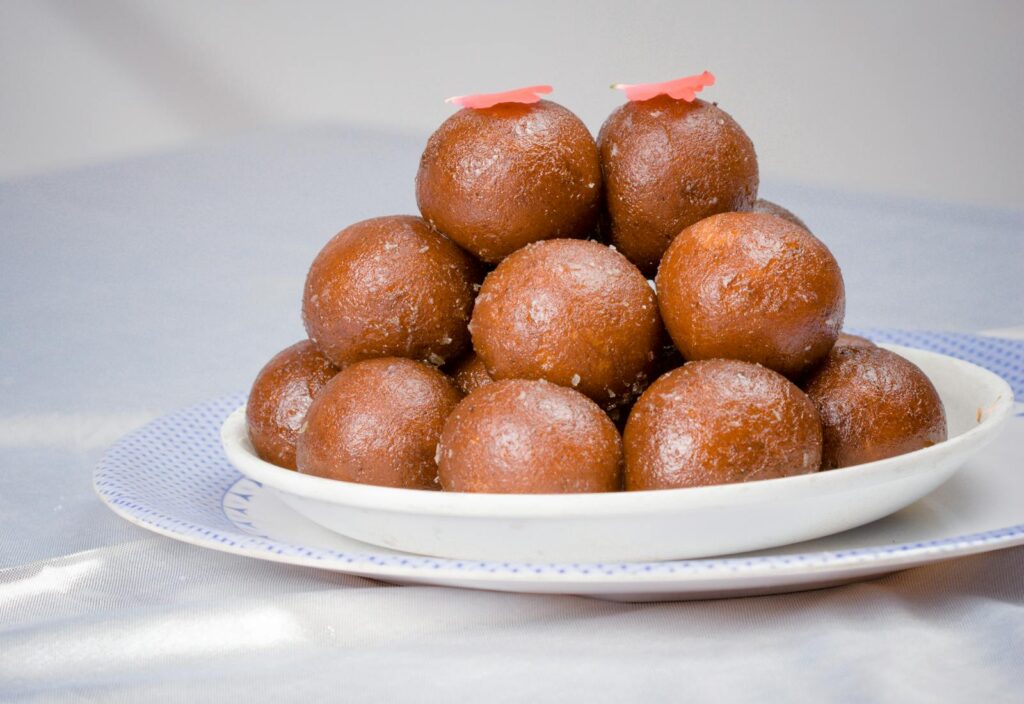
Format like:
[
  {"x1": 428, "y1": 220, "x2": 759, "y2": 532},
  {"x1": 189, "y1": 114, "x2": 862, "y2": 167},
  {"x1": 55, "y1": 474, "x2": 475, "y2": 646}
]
[
  {"x1": 612, "y1": 71, "x2": 716, "y2": 103},
  {"x1": 445, "y1": 85, "x2": 553, "y2": 109}
]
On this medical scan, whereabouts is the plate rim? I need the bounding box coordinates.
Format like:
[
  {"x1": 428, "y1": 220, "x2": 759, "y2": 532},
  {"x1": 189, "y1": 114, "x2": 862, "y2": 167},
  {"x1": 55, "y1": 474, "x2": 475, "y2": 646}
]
[
  {"x1": 96, "y1": 470, "x2": 1024, "y2": 586},
  {"x1": 93, "y1": 335, "x2": 1024, "y2": 587}
]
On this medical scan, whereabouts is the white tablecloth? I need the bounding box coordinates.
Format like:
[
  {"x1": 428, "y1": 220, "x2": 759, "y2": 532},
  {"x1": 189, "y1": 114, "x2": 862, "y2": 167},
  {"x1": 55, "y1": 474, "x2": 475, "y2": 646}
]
[{"x1": 1, "y1": 125, "x2": 1022, "y2": 702}]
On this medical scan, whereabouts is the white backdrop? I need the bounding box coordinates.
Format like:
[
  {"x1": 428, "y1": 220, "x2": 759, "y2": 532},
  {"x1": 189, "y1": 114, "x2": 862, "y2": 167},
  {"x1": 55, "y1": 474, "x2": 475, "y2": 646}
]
[{"x1": 1, "y1": 0, "x2": 1022, "y2": 209}]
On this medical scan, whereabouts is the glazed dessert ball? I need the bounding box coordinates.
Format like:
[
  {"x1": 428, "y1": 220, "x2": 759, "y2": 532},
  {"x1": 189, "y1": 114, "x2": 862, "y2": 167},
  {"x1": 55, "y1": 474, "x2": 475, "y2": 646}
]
[
  {"x1": 303, "y1": 215, "x2": 480, "y2": 368},
  {"x1": 246, "y1": 340, "x2": 339, "y2": 469},
  {"x1": 834, "y1": 332, "x2": 875, "y2": 350},
  {"x1": 437, "y1": 379, "x2": 622, "y2": 493},
  {"x1": 751, "y1": 198, "x2": 808, "y2": 230},
  {"x1": 624, "y1": 359, "x2": 822, "y2": 490},
  {"x1": 803, "y1": 346, "x2": 947, "y2": 469},
  {"x1": 471, "y1": 238, "x2": 662, "y2": 409},
  {"x1": 416, "y1": 101, "x2": 601, "y2": 263},
  {"x1": 656, "y1": 212, "x2": 845, "y2": 378},
  {"x1": 449, "y1": 352, "x2": 493, "y2": 395},
  {"x1": 296, "y1": 357, "x2": 462, "y2": 489},
  {"x1": 598, "y1": 97, "x2": 759, "y2": 275}
]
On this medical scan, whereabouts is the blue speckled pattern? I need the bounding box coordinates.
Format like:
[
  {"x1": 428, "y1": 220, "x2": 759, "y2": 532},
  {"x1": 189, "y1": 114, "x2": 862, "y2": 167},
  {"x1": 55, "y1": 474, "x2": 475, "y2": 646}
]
[
  {"x1": 94, "y1": 331, "x2": 1023, "y2": 576},
  {"x1": 857, "y1": 329, "x2": 1023, "y2": 399}
]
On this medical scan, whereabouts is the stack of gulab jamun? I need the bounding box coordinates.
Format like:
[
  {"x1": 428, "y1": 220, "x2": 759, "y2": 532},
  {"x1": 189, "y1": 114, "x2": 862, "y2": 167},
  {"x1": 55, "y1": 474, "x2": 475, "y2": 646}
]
[{"x1": 245, "y1": 76, "x2": 947, "y2": 496}]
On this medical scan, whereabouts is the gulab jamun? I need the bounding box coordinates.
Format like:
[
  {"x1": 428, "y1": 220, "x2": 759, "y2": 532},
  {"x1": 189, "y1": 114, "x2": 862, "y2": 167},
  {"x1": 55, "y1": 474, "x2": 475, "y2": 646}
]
[
  {"x1": 471, "y1": 238, "x2": 662, "y2": 410},
  {"x1": 751, "y1": 198, "x2": 808, "y2": 230},
  {"x1": 296, "y1": 357, "x2": 462, "y2": 489},
  {"x1": 416, "y1": 100, "x2": 601, "y2": 263},
  {"x1": 833, "y1": 332, "x2": 875, "y2": 350},
  {"x1": 624, "y1": 359, "x2": 822, "y2": 490},
  {"x1": 656, "y1": 211, "x2": 845, "y2": 378},
  {"x1": 246, "y1": 340, "x2": 339, "y2": 469},
  {"x1": 449, "y1": 352, "x2": 493, "y2": 395},
  {"x1": 302, "y1": 215, "x2": 480, "y2": 368},
  {"x1": 803, "y1": 346, "x2": 947, "y2": 469},
  {"x1": 437, "y1": 379, "x2": 622, "y2": 493},
  {"x1": 598, "y1": 97, "x2": 759, "y2": 275}
]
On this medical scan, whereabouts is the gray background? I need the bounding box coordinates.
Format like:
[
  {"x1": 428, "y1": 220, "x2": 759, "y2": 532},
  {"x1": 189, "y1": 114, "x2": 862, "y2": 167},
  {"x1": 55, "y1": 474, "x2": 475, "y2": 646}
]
[{"x1": 2, "y1": 0, "x2": 1022, "y2": 209}]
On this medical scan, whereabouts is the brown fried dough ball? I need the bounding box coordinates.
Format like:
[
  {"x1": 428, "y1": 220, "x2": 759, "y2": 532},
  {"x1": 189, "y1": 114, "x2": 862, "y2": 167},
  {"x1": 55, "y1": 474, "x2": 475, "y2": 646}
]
[
  {"x1": 246, "y1": 340, "x2": 339, "y2": 469},
  {"x1": 624, "y1": 359, "x2": 822, "y2": 490},
  {"x1": 803, "y1": 346, "x2": 947, "y2": 469},
  {"x1": 598, "y1": 97, "x2": 758, "y2": 275},
  {"x1": 417, "y1": 101, "x2": 601, "y2": 263},
  {"x1": 449, "y1": 352, "x2": 493, "y2": 395},
  {"x1": 471, "y1": 238, "x2": 662, "y2": 410},
  {"x1": 302, "y1": 215, "x2": 480, "y2": 368},
  {"x1": 751, "y1": 198, "x2": 809, "y2": 230},
  {"x1": 437, "y1": 379, "x2": 622, "y2": 493},
  {"x1": 296, "y1": 358, "x2": 462, "y2": 489},
  {"x1": 833, "y1": 332, "x2": 876, "y2": 350},
  {"x1": 656, "y1": 212, "x2": 844, "y2": 378}
]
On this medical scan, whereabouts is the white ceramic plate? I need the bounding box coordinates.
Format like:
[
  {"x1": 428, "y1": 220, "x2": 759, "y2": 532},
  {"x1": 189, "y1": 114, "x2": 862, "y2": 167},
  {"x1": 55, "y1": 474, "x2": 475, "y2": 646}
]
[
  {"x1": 220, "y1": 344, "x2": 1012, "y2": 563},
  {"x1": 95, "y1": 332, "x2": 1024, "y2": 601}
]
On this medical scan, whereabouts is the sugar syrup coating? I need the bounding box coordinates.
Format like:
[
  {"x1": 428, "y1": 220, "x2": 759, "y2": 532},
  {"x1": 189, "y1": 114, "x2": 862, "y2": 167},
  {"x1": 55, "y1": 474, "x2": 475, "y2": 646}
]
[
  {"x1": 437, "y1": 379, "x2": 622, "y2": 493},
  {"x1": 296, "y1": 357, "x2": 462, "y2": 489},
  {"x1": 470, "y1": 238, "x2": 663, "y2": 411},
  {"x1": 598, "y1": 96, "x2": 759, "y2": 276},
  {"x1": 803, "y1": 346, "x2": 947, "y2": 469},
  {"x1": 624, "y1": 359, "x2": 822, "y2": 490},
  {"x1": 449, "y1": 352, "x2": 493, "y2": 395},
  {"x1": 246, "y1": 340, "x2": 339, "y2": 470},
  {"x1": 416, "y1": 100, "x2": 601, "y2": 263},
  {"x1": 302, "y1": 215, "x2": 481, "y2": 368},
  {"x1": 833, "y1": 332, "x2": 875, "y2": 350},
  {"x1": 656, "y1": 212, "x2": 845, "y2": 379},
  {"x1": 751, "y1": 198, "x2": 809, "y2": 230}
]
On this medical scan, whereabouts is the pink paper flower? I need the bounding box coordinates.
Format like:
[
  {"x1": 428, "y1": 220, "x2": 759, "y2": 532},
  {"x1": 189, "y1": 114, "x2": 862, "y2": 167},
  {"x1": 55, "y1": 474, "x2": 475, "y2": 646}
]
[
  {"x1": 612, "y1": 71, "x2": 715, "y2": 103},
  {"x1": 445, "y1": 85, "x2": 554, "y2": 109}
]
